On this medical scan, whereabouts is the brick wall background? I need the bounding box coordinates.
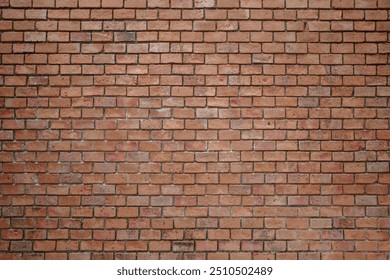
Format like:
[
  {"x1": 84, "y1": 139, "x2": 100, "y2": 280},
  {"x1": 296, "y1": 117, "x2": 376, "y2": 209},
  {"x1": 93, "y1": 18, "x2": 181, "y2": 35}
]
[{"x1": 0, "y1": 0, "x2": 389, "y2": 260}]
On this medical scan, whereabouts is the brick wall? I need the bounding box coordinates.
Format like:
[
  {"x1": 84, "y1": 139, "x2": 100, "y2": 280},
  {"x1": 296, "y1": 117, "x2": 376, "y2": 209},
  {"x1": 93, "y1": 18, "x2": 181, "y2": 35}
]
[{"x1": 0, "y1": 0, "x2": 389, "y2": 260}]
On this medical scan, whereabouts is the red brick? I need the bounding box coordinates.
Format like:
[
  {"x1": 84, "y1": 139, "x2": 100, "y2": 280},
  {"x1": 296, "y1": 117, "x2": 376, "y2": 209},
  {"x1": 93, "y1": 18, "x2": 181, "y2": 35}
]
[
  {"x1": 0, "y1": 0, "x2": 389, "y2": 261},
  {"x1": 287, "y1": 0, "x2": 307, "y2": 8}
]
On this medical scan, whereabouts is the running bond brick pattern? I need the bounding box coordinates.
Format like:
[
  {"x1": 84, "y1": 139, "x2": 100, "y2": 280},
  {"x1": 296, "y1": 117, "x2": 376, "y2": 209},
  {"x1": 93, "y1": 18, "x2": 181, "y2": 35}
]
[{"x1": 0, "y1": 0, "x2": 389, "y2": 260}]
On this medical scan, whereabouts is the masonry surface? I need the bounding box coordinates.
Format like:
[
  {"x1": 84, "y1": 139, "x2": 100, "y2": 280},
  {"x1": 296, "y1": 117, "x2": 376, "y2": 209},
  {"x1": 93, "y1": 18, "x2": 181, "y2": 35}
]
[{"x1": 0, "y1": 0, "x2": 389, "y2": 260}]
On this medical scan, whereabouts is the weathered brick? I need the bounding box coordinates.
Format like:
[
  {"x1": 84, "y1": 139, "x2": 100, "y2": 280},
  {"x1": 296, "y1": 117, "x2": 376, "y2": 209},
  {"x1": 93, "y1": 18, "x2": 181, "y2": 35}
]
[{"x1": 0, "y1": 0, "x2": 388, "y2": 261}]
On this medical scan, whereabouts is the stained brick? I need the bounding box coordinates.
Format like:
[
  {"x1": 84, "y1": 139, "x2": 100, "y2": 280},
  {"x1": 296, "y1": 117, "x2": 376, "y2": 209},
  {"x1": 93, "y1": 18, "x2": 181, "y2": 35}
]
[{"x1": 114, "y1": 32, "x2": 136, "y2": 42}]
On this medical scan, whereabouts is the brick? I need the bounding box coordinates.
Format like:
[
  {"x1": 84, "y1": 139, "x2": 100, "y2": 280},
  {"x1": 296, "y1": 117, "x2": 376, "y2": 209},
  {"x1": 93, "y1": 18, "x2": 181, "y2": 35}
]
[
  {"x1": 24, "y1": 32, "x2": 46, "y2": 42},
  {"x1": 332, "y1": 0, "x2": 354, "y2": 8},
  {"x1": 263, "y1": 0, "x2": 284, "y2": 8},
  {"x1": 378, "y1": 0, "x2": 390, "y2": 8},
  {"x1": 114, "y1": 32, "x2": 136, "y2": 42},
  {"x1": 0, "y1": 0, "x2": 389, "y2": 261},
  {"x1": 286, "y1": 0, "x2": 308, "y2": 8},
  {"x1": 56, "y1": 0, "x2": 78, "y2": 7},
  {"x1": 196, "y1": 241, "x2": 217, "y2": 251},
  {"x1": 195, "y1": 0, "x2": 215, "y2": 7}
]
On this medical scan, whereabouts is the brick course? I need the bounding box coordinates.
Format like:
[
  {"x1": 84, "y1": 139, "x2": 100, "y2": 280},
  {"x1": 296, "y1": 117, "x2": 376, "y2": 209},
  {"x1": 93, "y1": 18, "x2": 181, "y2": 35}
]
[{"x1": 0, "y1": 0, "x2": 389, "y2": 260}]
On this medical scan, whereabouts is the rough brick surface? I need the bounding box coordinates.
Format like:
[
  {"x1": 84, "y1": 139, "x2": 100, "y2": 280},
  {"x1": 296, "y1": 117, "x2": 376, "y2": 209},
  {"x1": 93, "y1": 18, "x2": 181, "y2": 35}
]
[{"x1": 0, "y1": 0, "x2": 389, "y2": 260}]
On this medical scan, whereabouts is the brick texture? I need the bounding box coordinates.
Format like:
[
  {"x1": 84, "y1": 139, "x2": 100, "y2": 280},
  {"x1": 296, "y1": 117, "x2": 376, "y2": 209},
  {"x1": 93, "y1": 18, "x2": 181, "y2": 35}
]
[{"x1": 0, "y1": 0, "x2": 389, "y2": 260}]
